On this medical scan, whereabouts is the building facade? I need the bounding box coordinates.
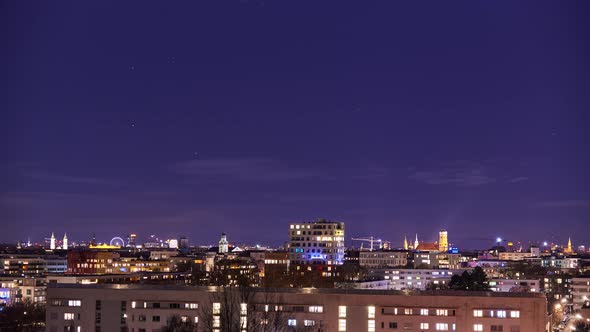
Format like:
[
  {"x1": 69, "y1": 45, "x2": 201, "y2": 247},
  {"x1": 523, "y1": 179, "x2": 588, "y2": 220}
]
[
  {"x1": 288, "y1": 220, "x2": 345, "y2": 266},
  {"x1": 572, "y1": 275, "x2": 590, "y2": 310},
  {"x1": 46, "y1": 284, "x2": 548, "y2": 332},
  {"x1": 359, "y1": 250, "x2": 408, "y2": 268}
]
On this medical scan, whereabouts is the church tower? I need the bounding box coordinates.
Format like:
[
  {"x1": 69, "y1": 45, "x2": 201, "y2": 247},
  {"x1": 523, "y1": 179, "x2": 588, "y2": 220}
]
[
  {"x1": 50, "y1": 232, "x2": 56, "y2": 250},
  {"x1": 218, "y1": 233, "x2": 229, "y2": 254},
  {"x1": 63, "y1": 233, "x2": 68, "y2": 250},
  {"x1": 566, "y1": 237, "x2": 573, "y2": 254}
]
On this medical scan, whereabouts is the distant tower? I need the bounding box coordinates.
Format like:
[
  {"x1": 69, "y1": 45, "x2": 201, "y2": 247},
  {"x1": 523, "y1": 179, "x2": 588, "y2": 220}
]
[
  {"x1": 218, "y1": 233, "x2": 229, "y2": 254},
  {"x1": 566, "y1": 237, "x2": 573, "y2": 254},
  {"x1": 439, "y1": 229, "x2": 448, "y2": 252},
  {"x1": 403, "y1": 235, "x2": 409, "y2": 250},
  {"x1": 50, "y1": 232, "x2": 56, "y2": 250},
  {"x1": 414, "y1": 233, "x2": 419, "y2": 250},
  {"x1": 62, "y1": 233, "x2": 68, "y2": 250}
]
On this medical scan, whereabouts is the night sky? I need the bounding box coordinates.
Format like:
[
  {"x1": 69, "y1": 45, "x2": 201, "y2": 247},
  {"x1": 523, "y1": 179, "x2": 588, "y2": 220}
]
[{"x1": 1, "y1": 1, "x2": 588, "y2": 249}]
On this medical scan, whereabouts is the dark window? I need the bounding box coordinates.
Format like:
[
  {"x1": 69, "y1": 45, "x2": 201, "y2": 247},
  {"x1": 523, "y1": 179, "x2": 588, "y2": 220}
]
[
  {"x1": 389, "y1": 322, "x2": 398, "y2": 329},
  {"x1": 152, "y1": 316, "x2": 160, "y2": 322}
]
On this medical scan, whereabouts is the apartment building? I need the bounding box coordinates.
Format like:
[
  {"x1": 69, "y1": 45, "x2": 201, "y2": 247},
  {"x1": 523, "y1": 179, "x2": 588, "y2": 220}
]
[
  {"x1": 572, "y1": 275, "x2": 590, "y2": 310},
  {"x1": 359, "y1": 250, "x2": 408, "y2": 268},
  {"x1": 46, "y1": 284, "x2": 547, "y2": 332}
]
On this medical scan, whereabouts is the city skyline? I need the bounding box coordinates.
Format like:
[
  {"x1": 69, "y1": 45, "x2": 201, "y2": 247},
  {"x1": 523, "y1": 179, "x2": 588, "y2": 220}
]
[{"x1": 1, "y1": 2, "x2": 588, "y2": 249}]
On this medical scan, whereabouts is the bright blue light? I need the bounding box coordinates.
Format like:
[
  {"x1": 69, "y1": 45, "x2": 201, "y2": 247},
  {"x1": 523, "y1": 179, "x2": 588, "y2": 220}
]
[{"x1": 496, "y1": 237, "x2": 502, "y2": 243}]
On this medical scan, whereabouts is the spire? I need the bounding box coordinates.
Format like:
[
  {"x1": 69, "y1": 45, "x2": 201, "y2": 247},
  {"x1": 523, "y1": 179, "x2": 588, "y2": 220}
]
[
  {"x1": 414, "y1": 233, "x2": 419, "y2": 250},
  {"x1": 63, "y1": 233, "x2": 68, "y2": 250},
  {"x1": 50, "y1": 232, "x2": 56, "y2": 250},
  {"x1": 403, "y1": 235, "x2": 409, "y2": 250},
  {"x1": 567, "y1": 237, "x2": 573, "y2": 254}
]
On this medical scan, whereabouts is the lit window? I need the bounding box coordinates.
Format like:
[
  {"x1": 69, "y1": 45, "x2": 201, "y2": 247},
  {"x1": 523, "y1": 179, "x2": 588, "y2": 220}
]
[
  {"x1": 338, "y1": 319, "x2": 346, "y2": 331},
  {"x1": 368, "y1": 319, "x2": 376, "y2": 332},
  {"x1": 240, "y1": 303, "x2": 247, "y2": 316},
  {"x1": 405, "y1": 308, "x2": 413, "y2": 315},
  {"x1": 497, "y1": 310, "x2": 507, "y2": 318},
  {"x1": 288, "y1": 319, "x2": 297, "y2": 326},
  {"x1": 240, "y1": 316, "x2": 247, "y2": 328},
  {"x1": 368, "y1": 306, "x2": 375, "y2": 318},
  {"x1": 339, "y1": 306, "x2": 347, "y2": 318},
  {"x1": 131, "y1": 301, "x2": 136, "y2": 308},
  {"x1": 309, "y1": 305, "x2": 323, "y2": 313},
  {"x1": 510, "y1": 310, "x2": 520, "y2": 318},
  {"x1": 304, "y1": 320, "x2": 316, "y2": 326},
  {"x1": 436, "y1": 309, "x2": 448, "y2": 316},
  {"x1": 213, "y1": 316, "x2": 220, "y2": 328},
  {"x1": 213, "y1": 303, "x2": 221, "y2": 315},
  {"x1": 474, "y1": 324, "x2": 483, "y2": 331},
  {"x1": 68, "y1": 300, "x2": 81, "y2": 307},
  {"x1": 420, "y1": 323, "x2": 430, "y2": 330},
  {"x1": 185, "y1": 303, "x2": 198, "y2": 309},
  {"x1": 473, "y1": 310, "x2": 483, "y2": 317},
  {"x1": 420, "y1": 309, "x2": 428, "y2": 316},
  {"x1": 436, "y1": 323, "x2": 449, "y2": 331},
  {"x1": 64, "y1": 313, "x2": 75, "y2": 320}
]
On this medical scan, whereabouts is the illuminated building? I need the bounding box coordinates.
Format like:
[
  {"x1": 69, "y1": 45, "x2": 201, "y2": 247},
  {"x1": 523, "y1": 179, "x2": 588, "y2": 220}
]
[
  {"x1": 571, "y1": 275, "x2": 590, "y2": 310},
  {"x1": 359, "y1": 250, "x2": 408, "y2": 268},
  {"x1": 403, "y1": 235, "x2": 409, "y2": 250},
  {"x1": 218, "y1": 233, "x2": 229, "y2": 254},
  {"x1": 50, "y1": 232, "x2": 56, "y2": 250},
  {"x1": 438, "y1": 229, "x2": 448, "y2": 252},
  {"x1": 414, "y1": 233, "x2": 419, "y2": 250},
  {"x1": 565, "y1": 237, "x2": 573, "y2": 254},
  {"x1": 288, "y1": 219, "x2": 345, "y2": 268},
  {"x1": 168, "y1": 239, "x2": 179, "y2": 249},
  {"x1": 67, "y1": 250, "x2": 120, "y2": 274},
  {"x1": 62, "y1": 233, "x2": 68, "y2": 250},
  {"x1": 46, "y1": 284, "x2": 548, "y2": 332},
  {"x1": 498, "y1": 247, "x2": 540, "y2": 261},
  {"x1": 0, "y1": 254, "x2": 67, "y2": 276},
  {"x1": 127, "y1": 233, "x2": 137, "y2": 247}
]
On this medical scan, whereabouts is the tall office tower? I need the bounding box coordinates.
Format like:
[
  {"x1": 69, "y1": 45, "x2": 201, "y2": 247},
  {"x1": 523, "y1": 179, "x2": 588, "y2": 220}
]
[
  {"x1": 63, "y1": 233, "x2": 68, "y2": 250},
  {"x1": 218, "y1": 233, "x2": 229, "y2": 253},
  {"x1": 288, "y1": 219, "x2": 345, "y2": 266},
  {"x1": 439, "y1": 229, "x2": 448, "y2": 252},
  {"x1": 50, "y1": 232, "x2": 56, "y2": 250},
  {"x1": 179, "y1": 236, "x2": 189, "y2": 249}
]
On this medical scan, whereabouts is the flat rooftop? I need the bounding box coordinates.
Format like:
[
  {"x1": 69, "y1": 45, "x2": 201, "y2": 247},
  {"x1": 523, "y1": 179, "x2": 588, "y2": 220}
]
[{"x1": 47, "y1": 283, "x2": 546, "y2": 298}]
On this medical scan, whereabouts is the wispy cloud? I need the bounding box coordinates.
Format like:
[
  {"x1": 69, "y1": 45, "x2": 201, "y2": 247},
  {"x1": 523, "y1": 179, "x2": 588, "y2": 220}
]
[
  {"x1": 535, "y1": 200, "x2": 590, "y2": 208},
  {"x1": 170, "y1": 158, "x2": 316, "y2": 181},
  {"x1": 408, "y1": 162, "x2": 495, "y2": 186},
  {"x1": 507, "y1": 176, "x2": 529, "y2": 183},
  {"x1": 22, "y1": 171, "x2": 118, "y2": 185}
]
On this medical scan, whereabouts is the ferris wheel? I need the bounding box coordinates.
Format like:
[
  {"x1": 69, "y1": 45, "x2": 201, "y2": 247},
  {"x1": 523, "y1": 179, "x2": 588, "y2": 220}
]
[{"x1": 110, "y1": 237, "x2": 126, "y2": 247}]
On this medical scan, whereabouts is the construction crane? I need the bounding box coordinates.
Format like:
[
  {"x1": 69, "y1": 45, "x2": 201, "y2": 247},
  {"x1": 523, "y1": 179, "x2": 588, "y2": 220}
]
[{"x1": 351, "y1": 237, "x2": 383, "y2": 251}]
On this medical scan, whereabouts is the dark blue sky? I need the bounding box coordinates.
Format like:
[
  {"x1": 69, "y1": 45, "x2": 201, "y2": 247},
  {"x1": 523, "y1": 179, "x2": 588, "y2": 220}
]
[{"x1": 1, "y1": 1, "x2": 588, "y2": 249}]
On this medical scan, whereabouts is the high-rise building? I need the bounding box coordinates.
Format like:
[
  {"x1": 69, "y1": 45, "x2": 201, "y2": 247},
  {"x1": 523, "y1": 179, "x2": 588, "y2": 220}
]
[
  {"x1": 218, "y1": 233, "x2": 229, "y2": 253},
  {"x1": 62, "y1": 233, "x2": 68, "y2": 250},
  {"x1": 179, "y1": 236, "x2": 189, "y2": 249},
  {"x1": 438, "y1": 229, "x2": 448, "y2": 252},
  {"x1": 127, "y1": 234, "x2": 137, "y2": 247},
  {"x1": 288, "y1": 219, "x2": 345, "y2": 266},
  {"x1": 50, "y1": 232, "x2": 56, "y2": 250}
]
